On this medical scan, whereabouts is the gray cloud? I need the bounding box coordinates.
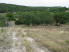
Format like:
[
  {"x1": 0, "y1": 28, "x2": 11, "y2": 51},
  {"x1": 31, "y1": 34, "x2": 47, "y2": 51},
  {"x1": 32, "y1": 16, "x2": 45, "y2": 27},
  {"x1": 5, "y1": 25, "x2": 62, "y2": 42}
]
[{"x1": 0, "y1": 0, "x2": 69, "y2": 7}]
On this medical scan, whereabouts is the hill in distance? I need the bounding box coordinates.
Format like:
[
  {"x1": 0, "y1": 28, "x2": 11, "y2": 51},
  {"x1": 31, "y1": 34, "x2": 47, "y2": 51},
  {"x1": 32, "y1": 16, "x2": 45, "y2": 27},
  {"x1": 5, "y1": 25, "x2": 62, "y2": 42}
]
[{"x1": 0, "y1": 3, "x2": 68, "y2": 13}]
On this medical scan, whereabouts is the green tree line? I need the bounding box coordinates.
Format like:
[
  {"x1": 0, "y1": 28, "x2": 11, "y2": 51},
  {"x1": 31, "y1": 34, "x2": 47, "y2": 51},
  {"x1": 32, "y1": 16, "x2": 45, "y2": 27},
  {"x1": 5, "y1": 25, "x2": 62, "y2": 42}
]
[
  {"x1": 0, "y1": 3, "x2": 69, "y2": 26},
  {"x1": 5, "y1": 11, "x2": 69, "y2": 26}
]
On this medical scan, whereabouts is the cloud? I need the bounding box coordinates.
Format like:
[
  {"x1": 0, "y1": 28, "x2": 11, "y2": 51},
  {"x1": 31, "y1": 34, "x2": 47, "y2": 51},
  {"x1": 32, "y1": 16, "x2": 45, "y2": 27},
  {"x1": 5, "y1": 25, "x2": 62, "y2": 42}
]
[{"x1": 0, "y1": 0, "x2": 69, "y2": 7}]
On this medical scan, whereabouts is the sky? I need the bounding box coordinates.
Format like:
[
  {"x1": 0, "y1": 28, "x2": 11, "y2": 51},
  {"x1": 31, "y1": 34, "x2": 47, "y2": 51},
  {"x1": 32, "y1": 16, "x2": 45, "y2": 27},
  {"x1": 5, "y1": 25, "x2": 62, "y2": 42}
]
[{"x1": 0, "y1": 0, "x2": 69, "y2": 7}]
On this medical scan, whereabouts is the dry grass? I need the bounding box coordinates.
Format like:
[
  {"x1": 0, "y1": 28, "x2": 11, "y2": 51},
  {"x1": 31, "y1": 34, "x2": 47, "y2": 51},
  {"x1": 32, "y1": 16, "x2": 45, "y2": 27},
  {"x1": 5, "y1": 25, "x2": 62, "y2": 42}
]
[
  {"x1": 25, "y1": 25, "x2": 69, "y2": 52},
  {"x1": 0, "y1": 25, "x2": 69, "y2": 52},
  {"x1": 24, "y1": 39, "x2": 32, "y2": 52}
]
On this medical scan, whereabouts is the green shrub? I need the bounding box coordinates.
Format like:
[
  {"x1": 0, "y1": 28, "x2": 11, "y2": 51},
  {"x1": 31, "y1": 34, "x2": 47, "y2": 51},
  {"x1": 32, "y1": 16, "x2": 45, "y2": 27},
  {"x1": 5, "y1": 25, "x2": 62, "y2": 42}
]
[{"x1": 0, "y1": 15, "x2": 7, "y2": 27}]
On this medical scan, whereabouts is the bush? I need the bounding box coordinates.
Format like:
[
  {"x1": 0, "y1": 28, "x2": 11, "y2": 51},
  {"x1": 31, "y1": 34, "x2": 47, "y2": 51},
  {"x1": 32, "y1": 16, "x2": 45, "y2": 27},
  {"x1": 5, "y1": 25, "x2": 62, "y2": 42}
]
[
  {"x1": 6, "y1": 12, "x2": 15, "y2": 21},
  {"x1": 54, "y1": 12, "x2": 69, "y2": 25},
  {"x1": 15, "y1": 11, "x2": 54, "y2": 25},
  {"x1": 0, "y1": 15, "x2": 7, "y2": 27}
]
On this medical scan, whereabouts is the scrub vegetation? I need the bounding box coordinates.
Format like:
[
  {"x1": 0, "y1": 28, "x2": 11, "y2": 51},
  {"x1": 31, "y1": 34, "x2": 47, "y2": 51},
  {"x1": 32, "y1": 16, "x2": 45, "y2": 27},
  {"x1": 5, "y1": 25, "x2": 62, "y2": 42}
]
[{"x1": 0, "y1": 3, "x2": 69, "y2": 52}]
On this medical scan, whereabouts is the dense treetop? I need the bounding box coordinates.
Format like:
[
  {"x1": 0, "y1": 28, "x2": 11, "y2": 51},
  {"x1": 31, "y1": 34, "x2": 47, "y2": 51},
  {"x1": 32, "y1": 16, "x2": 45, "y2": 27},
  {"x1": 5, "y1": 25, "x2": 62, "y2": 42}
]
[{"x1": 0, "y1": 3, "x2": 69, "y2": 26}]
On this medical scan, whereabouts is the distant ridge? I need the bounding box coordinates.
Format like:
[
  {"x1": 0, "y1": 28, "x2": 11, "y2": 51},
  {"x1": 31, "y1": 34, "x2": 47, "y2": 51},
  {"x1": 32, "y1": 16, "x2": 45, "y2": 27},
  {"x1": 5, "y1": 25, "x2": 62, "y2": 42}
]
[{"x1": 0, "y1": 3, "x2": 68, "y2": 13}]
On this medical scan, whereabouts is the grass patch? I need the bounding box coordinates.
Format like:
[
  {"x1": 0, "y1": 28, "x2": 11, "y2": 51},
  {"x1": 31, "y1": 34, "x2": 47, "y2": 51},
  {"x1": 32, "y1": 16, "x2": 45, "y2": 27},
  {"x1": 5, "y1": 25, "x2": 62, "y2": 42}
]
[
  {"x1": 65, "y1": 40, "x2": 69, "y2": 44},
  {"x1": 24, "y1": 39, "x2": 32, "y2": 52}
]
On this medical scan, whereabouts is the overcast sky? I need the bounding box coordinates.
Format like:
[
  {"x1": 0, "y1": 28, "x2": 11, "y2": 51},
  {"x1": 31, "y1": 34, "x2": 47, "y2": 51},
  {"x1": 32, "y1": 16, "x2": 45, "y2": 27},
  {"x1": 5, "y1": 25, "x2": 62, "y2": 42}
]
[{"x1": 0, "y1": 0, "x2": 69, "y2": 7}]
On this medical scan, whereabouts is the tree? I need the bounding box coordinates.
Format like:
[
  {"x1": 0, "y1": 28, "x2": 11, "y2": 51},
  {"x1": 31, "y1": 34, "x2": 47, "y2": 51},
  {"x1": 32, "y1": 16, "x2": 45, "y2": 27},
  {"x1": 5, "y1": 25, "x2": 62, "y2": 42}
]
[
  {"x1": 54, "y1": 12, "x2": 69, "y2": 25},
  {"x1": 0, "y1": 15, "x2": 7, "y2": 27},
  {"x1": 38, "y1": 11, "x2": 54, "y2": 25},
  {"x1": 6, "y1": 12, "x2": 15, "y2": 21}
]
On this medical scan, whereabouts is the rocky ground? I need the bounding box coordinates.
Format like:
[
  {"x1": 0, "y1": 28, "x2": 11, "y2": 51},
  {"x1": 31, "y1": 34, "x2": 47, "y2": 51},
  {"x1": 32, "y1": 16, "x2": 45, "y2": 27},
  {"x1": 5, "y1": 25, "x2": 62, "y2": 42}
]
[
  {"x1": 0, "y1": 26, "x2": 69, "y2": 52},
  {"x1": 0, "y1": 27, "x2": 50, "y2": 52}
]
